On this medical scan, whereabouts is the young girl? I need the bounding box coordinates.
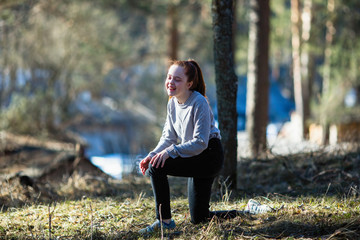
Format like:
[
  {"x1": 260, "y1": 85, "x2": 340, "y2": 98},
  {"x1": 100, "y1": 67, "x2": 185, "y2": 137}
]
[{"x1": 139, "y1": 59, "x2": 224, "y2": 234}]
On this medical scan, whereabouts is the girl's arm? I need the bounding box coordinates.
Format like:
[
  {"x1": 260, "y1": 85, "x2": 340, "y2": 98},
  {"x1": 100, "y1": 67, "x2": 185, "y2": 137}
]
[
  {"x1": 148, "y1": 103, "x2": 178, "y2": 158},
  {"x1": 140, "y1": 102, "x2": 177, "y2": 173}
]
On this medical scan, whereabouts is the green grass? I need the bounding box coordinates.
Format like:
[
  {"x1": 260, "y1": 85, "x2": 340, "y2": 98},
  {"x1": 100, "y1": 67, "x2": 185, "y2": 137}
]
[{"x1": 0, "y1": 185, "x2": 359, "y2": 239}]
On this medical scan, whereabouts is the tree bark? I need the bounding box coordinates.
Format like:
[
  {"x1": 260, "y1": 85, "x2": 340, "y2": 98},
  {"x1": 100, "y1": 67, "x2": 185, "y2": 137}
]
[
  {"x1": 212, "y1": 0, "x2": 238, "y2": 189},
  {"x1": 246, "y1": 0, "x2": 270, "y2": 158}
]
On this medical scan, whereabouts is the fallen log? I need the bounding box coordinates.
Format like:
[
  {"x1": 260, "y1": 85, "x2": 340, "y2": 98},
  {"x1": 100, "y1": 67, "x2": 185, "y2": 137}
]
[{"x1": 0, "y1": 131, "x2": 75, "y2": 152}]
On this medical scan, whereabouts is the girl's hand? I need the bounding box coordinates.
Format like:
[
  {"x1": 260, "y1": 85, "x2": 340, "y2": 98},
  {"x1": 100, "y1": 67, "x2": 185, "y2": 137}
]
[
  {"x1": 139, "y1": 156, "x2": 151, "y2": 175},
  {"x1": 150, "y1": 150, "x2": 169, "y2": 168}
]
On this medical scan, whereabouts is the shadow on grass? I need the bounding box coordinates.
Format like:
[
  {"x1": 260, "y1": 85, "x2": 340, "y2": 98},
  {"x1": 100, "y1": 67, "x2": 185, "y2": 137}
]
[{"x1": 223, "y1": 219, "x2": 360, "y2": 239}]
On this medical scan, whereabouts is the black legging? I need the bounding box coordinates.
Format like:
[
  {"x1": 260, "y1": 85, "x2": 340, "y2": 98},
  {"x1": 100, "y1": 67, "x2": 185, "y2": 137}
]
[{"x1": 147, "y1": 138, "x2": 224, "y2": 224}]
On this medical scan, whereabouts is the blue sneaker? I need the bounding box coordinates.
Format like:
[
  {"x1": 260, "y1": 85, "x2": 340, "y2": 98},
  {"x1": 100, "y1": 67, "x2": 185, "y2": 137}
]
[{"x1": 139, "y1": 219, "x2": 176, "y2": 234}]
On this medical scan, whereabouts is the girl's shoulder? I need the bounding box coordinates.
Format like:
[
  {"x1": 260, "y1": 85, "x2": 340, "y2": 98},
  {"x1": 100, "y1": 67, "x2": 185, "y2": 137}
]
[
  {"x1": 191, "y1": 92, "x2": 210, "y2": 111},
  {"x1": 192, "y1": 91, "x2": 209, "y2": 105},
  {"x1": 167, "y1": 97, "x2": 176, "y2": 109}
]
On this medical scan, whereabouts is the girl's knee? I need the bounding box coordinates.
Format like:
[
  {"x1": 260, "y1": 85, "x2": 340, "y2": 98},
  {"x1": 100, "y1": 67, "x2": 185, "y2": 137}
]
[{"x1": 147, "y1": 164, "x2": 165, "y2": 177}]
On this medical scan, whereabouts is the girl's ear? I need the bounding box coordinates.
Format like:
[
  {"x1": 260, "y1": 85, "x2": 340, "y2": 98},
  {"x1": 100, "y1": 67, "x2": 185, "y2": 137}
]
[{"x1": 187, "y1": 81, "x2": 193, "y2": 89}]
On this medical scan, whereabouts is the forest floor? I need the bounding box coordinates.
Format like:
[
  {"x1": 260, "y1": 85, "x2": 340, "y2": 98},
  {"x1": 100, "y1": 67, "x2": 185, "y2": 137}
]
[{"x1": 0, "y1": 133, "x2": 360, "y2": 239}]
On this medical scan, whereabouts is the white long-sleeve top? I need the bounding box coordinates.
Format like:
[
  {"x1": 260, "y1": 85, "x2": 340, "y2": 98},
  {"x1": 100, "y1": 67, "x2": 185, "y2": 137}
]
[{"x1": 149, "y1": 91, "x2": 221, "y2": 159}]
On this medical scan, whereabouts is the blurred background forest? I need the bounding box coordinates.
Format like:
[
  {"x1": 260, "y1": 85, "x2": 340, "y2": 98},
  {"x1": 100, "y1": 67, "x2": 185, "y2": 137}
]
[{"x1": 0, "y1": 0, "x2": 360, "y2": 161}]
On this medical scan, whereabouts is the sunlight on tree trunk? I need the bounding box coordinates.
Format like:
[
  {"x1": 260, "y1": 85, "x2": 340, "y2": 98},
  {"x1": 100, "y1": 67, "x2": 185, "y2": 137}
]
[
  {"x1": 300, "y1": 0, "x2": 313, "y2": 138},
  {"x1": 291, "y1": 0, "x2": 304, "y2": 141}
]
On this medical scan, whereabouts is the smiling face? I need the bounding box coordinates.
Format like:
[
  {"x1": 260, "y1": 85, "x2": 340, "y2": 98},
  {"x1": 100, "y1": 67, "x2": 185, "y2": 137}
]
[{"x1": 165, "y1": 64, "x2": 193, "y2": 103}]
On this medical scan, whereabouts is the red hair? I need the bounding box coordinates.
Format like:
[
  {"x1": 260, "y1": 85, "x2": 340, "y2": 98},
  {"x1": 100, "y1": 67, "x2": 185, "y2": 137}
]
[{"x1": 168, "y1": 59, "x2": 206, "y2": 97}]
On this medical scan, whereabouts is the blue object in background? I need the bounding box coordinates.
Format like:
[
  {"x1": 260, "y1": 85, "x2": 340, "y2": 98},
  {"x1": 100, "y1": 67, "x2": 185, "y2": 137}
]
[
  {"x1": 90, "y1": 153, "x2": 136, "y2": 180},
  {"x1": 236, "y1": 76, "x2": 295, "y2": 131}
]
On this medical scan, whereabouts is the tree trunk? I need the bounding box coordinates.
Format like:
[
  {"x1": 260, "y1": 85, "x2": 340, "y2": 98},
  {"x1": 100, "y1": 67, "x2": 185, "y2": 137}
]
[
  {"x1": 321, "y1": 0, "x2": 335, "y2": 145},
  {"x1": 246, "y1": 0, "x2": 270, "y2": 158},
  {"x1": 212, "y1": 0, "x2": 238, "y2": 189},
  {"x1": 167, "y1": 4, "x2": 179, "y2": 61},
  {"x1": 291, "y1": 0, "x2": 304, "y2": 141},
  {"x1": 323, "y1": 0, "x2": 335, "y2": 98},
  {"x1": 300, "y1": 0, "x2": 313, "y2": 138}
]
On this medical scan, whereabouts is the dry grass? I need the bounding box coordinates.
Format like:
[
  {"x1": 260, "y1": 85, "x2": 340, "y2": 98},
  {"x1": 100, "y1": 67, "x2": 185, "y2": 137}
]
[
  {"x1": 0, "y1": 174, "x2": 359, "y2": 239},
  {"x1": 1, "y1": 147, "x2": 360, "y2": 239}
]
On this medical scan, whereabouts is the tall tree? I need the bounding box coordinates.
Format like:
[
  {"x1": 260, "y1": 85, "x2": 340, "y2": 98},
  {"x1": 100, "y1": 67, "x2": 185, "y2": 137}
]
[
  {"x1": 322, "y1": 0, "x2": 335, "y2": 101},
  {"x1": 291, "y1": 0, "x2": 304, "y2": 141},
  {"x1": 246, "y1": 0, "x2": 270, "y2": 158},
  {"x1": 212, "y1": 0, "x2": 238, "y2": 189},
  {"x1": 290, "y1": 0, "x2": 314, "y2": 140},
  {"x1": 167, "y1": 2, "x2": 179, "y2": 61},
  {"x1": 300, "y1": 0, "x2": 313, "y2": 138},
  {"x1": 320, "y1": 0, "x2": 335, "y2": 144}
]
